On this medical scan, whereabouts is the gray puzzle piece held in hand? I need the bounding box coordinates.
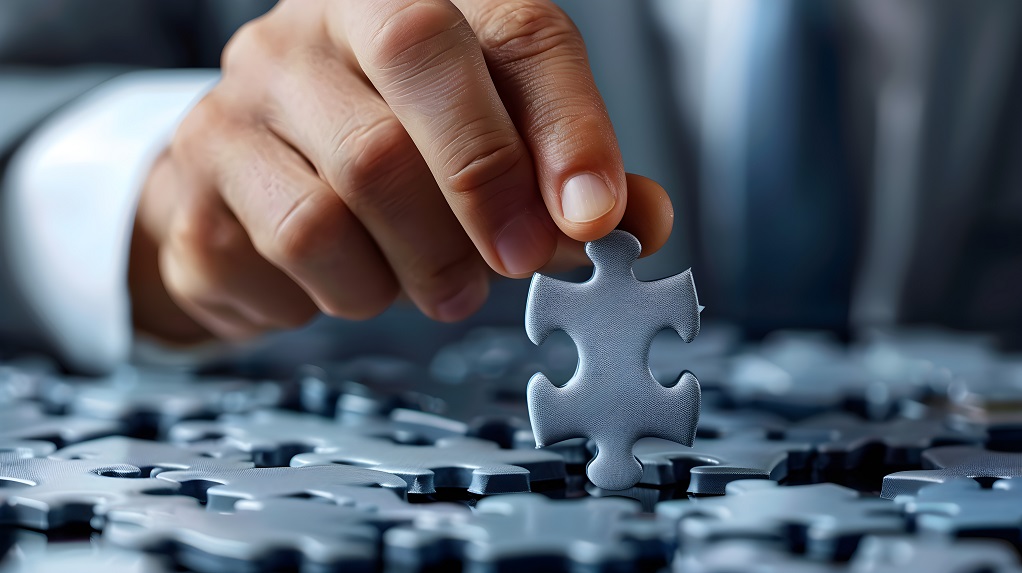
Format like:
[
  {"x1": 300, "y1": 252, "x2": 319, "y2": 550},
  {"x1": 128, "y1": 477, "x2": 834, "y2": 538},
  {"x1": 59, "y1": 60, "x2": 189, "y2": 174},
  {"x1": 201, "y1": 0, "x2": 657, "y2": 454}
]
[
  {"x1": 633, "y1": 431, "x2": 813, "y2": 494},
  {"x1": 526, "y1": 230, "x2": 702, "y2": 491},
  {"x1": 881, "y1": 446, "x2": 1022, "y2": 499},
  {"x1": 385, "y1": 493, "x2": 664, "y2": 573},
  {"x1": 0, "y1": 457, "x2": 174, "y2": 529},
  {"x1": 155, "y1": 464, "x2": 409, "y2": 511},
  {"x1": 657, "y1": 480, "x2": 904, "y2": 560}
]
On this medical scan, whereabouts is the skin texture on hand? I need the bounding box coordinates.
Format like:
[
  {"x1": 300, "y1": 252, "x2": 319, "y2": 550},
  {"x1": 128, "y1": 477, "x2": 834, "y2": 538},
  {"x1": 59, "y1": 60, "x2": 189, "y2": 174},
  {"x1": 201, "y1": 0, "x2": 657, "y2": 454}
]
[{"x1": 129, "y1": 0, "x2": 674, "y2": 344}]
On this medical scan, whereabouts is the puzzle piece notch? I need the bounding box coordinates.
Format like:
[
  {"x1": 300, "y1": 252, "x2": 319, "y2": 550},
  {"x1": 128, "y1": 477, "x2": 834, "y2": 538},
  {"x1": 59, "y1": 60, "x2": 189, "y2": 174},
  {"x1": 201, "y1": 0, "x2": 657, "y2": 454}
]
[
  {"x1": 656, "y1": 480, "x2": 904, "y2": 561},
  {"x1": 633, "y1": 431, "x2": 813, "y2": 494},
  {"x1": 384, "y1": 493, "x2": 665, "y2": 573},
  {"x1": 526, "y1": 230, "x2": 702, "y2": 491},
  {"x1": 881, "y1": 445, "x2": 1022, "y2": 499},
  {"x1": 0, "y1": 457, "x2": 175, "y2": 529}
]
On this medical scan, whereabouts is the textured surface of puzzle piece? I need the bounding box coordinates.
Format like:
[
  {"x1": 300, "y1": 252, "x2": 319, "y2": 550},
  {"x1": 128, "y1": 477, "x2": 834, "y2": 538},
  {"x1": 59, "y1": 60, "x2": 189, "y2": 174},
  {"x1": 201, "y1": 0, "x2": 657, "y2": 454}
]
[
  {"x1": 881, "y1": 446, "x2": 1022, "y2": 499},
  {"x1": 657, "y1": 480, "x2": 903, "y2": 560},
  {"x1": 51, "y1": 436, "x2": 253, "y2": 475},
  {"x1": 633, "y1": 432, "x2": 813, "y2": 494},
  {"x1": 900, "y1": 477, "x2": 1022, "y2": 538},
  {"x1": 155, "y1": 464, "x2": 409, "y2": 510},
  {"x1": 526, "y1": 230, "x2": 702, "y2": 490},
  {"x1": 789, "y1": 413, "x2": 985, "y2": 470},
  {"x1": 0, "y1": 457, "x2": 174, "y2": 529},
  {"x1": 292, "y1": 435, "x2": 565, "y2": 494},
  {"x1": 385, "y1": 493, "x2": 664, "y2": 572},
  {"x1": 103, "y1": 497, "x2": 379, "y2": 573}
]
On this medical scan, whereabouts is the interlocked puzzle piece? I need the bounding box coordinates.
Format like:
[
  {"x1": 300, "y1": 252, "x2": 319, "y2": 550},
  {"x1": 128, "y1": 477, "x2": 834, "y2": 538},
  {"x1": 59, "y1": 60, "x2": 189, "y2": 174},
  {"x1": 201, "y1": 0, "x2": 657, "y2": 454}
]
[
  {"x1": 68, "y1": 367, "x2": 285, "y2": 438},
  {"x1": 881, "y1": 445, "x2": 1022, "y2": 499},
  {"x1": 899, "y1": 477, "x2": 1022, "y2": 542},
  {"x1": 103, "y1": 497, "x2": 380, "y2": 573},
  {"x1": 0, "y1": 457, "x2": 175, "y2": 529},
  {"x1": 295, "y1": 355, "x2": 440, "y2": 419},
  {"x1": 155, "y1": 464, "x2": 409, "y2": 510},
  {"x1": 788, "y1": 413, "x2": 986, "y2": 471},
  {"x1": 292, "y1": 435, "x2": 565, "y2": 495},
  {"x1": 525, "y1": 230, "x2": 702, "y2": 490},
  {"x1": 50, "y1": 436, "x2": 253, "y2": 476},
  {"x1": 632, "y1": 431, "x2": 813, "y2": 494},
  {"x1": 384, "y1": 493, "x2": 664, "y2": 572},
  {"x1": 656, "y1": 480, "x2": 904, "y2": 560}
]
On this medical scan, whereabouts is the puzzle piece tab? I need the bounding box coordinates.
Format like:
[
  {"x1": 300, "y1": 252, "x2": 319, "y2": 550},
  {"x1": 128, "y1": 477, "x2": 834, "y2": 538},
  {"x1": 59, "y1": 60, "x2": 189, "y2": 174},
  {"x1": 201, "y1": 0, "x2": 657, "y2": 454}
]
[
  {"x1": 881, "y1": 446, "x2": 1022, "y2": 499},
  {"x1": 526, "y1": 230, "x2": 702, "y2": 490}
]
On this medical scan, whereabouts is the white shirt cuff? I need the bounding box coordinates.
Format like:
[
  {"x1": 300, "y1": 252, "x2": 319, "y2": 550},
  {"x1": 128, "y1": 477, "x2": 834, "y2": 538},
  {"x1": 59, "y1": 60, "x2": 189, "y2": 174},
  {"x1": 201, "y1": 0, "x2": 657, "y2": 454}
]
[{"x1": 1, "y1": 70, "x2": 219, "y2": 374}]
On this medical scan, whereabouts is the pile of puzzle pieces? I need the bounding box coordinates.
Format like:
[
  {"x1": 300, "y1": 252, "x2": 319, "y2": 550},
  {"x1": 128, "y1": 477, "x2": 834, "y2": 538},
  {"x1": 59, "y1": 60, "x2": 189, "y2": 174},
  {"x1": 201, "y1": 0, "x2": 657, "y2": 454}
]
[{"x1": 4, "y1": 323, "x2": 1022, "y2": 572}]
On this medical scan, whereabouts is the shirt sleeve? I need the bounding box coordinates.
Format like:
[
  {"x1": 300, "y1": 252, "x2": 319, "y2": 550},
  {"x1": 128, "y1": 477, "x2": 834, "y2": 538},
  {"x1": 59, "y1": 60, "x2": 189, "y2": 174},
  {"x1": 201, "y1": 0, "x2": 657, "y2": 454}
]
[{"x1": 0, "y1": 69, "x2": 219, "y2": 373}]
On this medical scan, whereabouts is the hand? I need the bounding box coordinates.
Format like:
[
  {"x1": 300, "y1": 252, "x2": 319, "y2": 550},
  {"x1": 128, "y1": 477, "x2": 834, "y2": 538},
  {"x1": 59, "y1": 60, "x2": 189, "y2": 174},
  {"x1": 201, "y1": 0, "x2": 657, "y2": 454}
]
[{"x1": 129, "y1": 0, "x2": 675, "y2": 343}]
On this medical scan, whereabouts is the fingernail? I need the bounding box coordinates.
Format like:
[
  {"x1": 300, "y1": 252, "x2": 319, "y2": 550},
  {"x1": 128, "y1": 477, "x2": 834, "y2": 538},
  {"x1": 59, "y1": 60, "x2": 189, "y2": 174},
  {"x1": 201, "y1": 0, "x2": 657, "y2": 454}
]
[
  {"x1": 561, "y1": 173, "x2": 615, "y2": 223},
  {"x1": 435, "y1": 279, "x2": 489, "y2": 322},
  {"x1": 495, "y1": 211, "x2": 553, "y2": 276}
]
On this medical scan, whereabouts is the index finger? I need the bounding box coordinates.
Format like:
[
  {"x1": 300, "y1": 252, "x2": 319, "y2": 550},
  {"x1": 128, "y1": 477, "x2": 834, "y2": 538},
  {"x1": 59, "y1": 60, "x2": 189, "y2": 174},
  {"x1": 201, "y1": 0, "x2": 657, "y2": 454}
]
[{"x1": 333, "y1": 0, "x2": 557, "y2": 277}]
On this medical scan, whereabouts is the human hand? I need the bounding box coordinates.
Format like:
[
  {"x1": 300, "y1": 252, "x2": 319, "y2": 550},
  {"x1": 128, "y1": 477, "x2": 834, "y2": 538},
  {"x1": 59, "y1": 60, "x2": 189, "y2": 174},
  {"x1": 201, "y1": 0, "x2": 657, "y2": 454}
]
[{"x1": 129, "y1": 0, "x2": 674, "y2": 342}]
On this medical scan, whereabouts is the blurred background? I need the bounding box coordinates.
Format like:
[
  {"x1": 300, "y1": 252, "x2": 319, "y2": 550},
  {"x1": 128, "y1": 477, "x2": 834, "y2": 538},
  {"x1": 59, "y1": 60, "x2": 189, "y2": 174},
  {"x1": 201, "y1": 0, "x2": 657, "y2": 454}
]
[{"x1": 1, "y1": 0, "x2": 1020, "y2": 369}]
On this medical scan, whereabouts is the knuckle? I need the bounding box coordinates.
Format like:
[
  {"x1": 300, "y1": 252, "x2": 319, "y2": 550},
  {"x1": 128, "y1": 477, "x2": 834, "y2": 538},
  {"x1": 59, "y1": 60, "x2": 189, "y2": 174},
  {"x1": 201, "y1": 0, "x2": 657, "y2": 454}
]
[
  {"x1": 445, "y1": 134, "x2": 526, "y2": 197},
  {"x1": 331, "y1": 116, "x2": 417, "y2": 202},
  {"x1": 320, "y1": 284, "x2": 398, "y2": 322},
  {"x1": 262, "y1": 192, "x2": 345, "y2": 267},
  {"x1": 364, "y1": 0, "x2": 470, "y2": 75},
  {"x1": 221, "y1": 17, "x2": 272, "y2": 72},
  {"x1": 476, "y1": 1, "x2": 581, "y2": 59}
]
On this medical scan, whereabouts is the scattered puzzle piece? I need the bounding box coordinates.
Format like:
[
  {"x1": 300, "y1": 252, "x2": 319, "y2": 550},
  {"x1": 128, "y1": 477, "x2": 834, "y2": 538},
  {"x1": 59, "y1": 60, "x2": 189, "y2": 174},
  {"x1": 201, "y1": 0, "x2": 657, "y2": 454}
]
[
  {"x1": 525, "y1": 230, "x2": 702, "y2": 490},
  {"x1": 103, "y1": 497, "x2": 380, "y2": 573},
  {"x1": 292, "y1": 435, "x2": 565, "y2": 495},
  {"x1": 900, "y1": 477, "x2": 1022, "y2": 542},
  {"x1": 656, "y1": 480, "x2": 903, "y2": 560},
  {"x1": 633, "y1": 431, "x2": 813, "y2": 494},
  {"x1": 155, "y1": 464, "x2": 409, "y2": 510},
  {"x1": 881, "y1": 446, "x2": 1022, "y2": 499},
  {"x1": 385, "y1": 493, "x2": 664, "y2": 572},
  {"x1": 51, "y1": 436, "x2": 253, "y2": 475}
]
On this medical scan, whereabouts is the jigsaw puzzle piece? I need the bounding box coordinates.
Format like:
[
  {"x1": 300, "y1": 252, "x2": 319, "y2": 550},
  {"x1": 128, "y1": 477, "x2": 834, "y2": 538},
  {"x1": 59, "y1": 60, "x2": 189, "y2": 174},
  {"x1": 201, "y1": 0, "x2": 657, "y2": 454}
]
[
  {"x1": 295, "y1": 355, "x2": 440, "y2": 419},
  {"x1": 525, "y1": 230, "x2": 702, "y2": 491},
  {"x1": 673, "y1": 540, "x2": 840, "y2": 573},
  {"x1": 68, "y1": 366, "x2": 285, "y2": 439},
  {"x1": 657, "y1": 480, "x2": 904, "y2": 560},
  {"x1": 900, "y1": 477, "x2": 1022, "y2": 545},
  {"x1": 0, "y1": 544, "x2": 174, "y2": 573},
  {"x1": 881, "y1": 445, "x2": 1022, "y2": 499},
  {"x1": 155, "y1": 464, "x2": 409, "y2": 510},
  {"x1": 633, "y1": 431, "x2": 813, "y2": 494},
  {"x1": 0, "y1": 440, "x2": 55, "y2": 460},
  {"x1": 103, "y1": 497, "x2": 379, "y2": 573},
  {"x1": 0, "y1": 402, "x2": 122, "y2": 447},
  {"x1": 788, "y1": 413, "x2": 985, "y2": 472},
  {"x1": 292, "y1": 435, "x2": 565, "y2": 494},
  {"x1": 0, "y1": 457, "x2": 174, "y2": 529},
  {"x1": 385, "y1": 493, "x2": 665, "y2": 573},
  {"x1": 51, "y1": 436, "x2": 252, "y2": 476}
]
